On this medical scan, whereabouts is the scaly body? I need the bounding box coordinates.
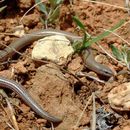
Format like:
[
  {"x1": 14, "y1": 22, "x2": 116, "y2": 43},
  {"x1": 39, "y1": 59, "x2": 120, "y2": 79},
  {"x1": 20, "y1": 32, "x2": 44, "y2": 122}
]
[{"x1": 0, "y1": 29, "x2": 114, "y2": 123}]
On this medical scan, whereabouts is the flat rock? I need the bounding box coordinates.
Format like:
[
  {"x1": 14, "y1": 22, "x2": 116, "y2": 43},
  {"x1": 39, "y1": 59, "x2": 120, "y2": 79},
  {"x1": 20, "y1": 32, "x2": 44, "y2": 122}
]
[
  {"x1": 108, "y1": 82, "x2": 130, "y2": 111},
  {"x1": 32, "y1": 35, "x2": 74, "y2": 65}
]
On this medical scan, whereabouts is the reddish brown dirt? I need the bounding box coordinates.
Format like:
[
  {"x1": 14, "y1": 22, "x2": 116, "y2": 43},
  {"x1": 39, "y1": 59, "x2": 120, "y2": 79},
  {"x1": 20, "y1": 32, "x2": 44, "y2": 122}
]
[{"x1": 0, "y1": 0, "x2": 130, "y2": 130}]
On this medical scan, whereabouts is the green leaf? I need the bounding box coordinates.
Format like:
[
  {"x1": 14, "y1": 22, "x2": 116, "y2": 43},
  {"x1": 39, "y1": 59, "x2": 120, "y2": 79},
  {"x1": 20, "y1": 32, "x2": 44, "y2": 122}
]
[
  {"x1": 35, "y1": 0, "x2": 48, "y2": 16},
  {"x1": 56, "y1": 0, "x2": 64, "y2": 4},
  {"x1": 127, "y1": 49, "x2": 130, "y2": 62},
  {"x1": 0, "y1": 5, "x2": 7, "y2": 12},
  {"x1": 39, "y1": 16, "x2": 45, "y2": 24},
  {"x1": 83, "y1": 33, "x2": 87, "y2": 46},
  {"x1": 110, "y1": 44, "x2": 123, "y2": 61},
  {"x1": 48, "y1": 5, "x2": 60, "y2": 22},
  {"x1": 73, "y1": 16, "x2": 85, "y2": 30},
  {"x1": 49, "y1": 0, "x2": 56, "y2": 7},
  {"x1": 72, "y1": 41, "x2": 83, "y2": 52},
  {"x1": 49, "y1": 0, "x2": 63, "y2": 8},
  {"x1": 84, "y1": 19, "x2": 126, "y2": 47}
]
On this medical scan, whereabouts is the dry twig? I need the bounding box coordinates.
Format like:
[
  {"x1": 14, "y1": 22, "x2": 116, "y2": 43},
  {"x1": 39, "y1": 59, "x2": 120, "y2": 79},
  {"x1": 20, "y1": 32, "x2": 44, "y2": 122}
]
[
  {"x1": 6, "y1": 98, "x2": 19, "y2": 130},
  {"x1": 91, "y1": 92, "x2": 96, "y2": 130},
  {"x1": 0, "y1": 89, "x2": 17, "y2": 130},
  {"x1": 74, "y1": 94, "x2": 92, "y2": 128}
]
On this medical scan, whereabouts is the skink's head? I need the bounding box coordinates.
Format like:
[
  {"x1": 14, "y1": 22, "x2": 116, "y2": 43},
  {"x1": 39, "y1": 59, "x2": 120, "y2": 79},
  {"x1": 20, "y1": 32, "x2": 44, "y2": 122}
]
[
  {"x1": 82, "y1": 48, "x2": 114, "y2": 77},
  {"x1": 96, "y1": 64, "x2": 114, "y2": 77}
]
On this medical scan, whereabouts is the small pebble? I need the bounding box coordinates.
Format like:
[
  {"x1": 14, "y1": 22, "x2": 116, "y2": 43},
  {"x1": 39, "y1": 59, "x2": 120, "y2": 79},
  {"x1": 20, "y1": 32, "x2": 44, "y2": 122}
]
[
  {"x1": 4, "y1": 36, "x2": 10, "y2": 42},
  {"x1": 36, "y1": 118, "x2": 47, "y2": 124},
  {"x1": 108, "y1": 82, "x2": 130, "y2": 111}
]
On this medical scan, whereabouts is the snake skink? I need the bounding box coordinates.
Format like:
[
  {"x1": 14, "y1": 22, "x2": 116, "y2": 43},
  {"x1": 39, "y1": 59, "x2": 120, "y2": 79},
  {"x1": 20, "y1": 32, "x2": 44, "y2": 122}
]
[{"x1": 0, "y1": 29, "x2": 114, "y2": 123}]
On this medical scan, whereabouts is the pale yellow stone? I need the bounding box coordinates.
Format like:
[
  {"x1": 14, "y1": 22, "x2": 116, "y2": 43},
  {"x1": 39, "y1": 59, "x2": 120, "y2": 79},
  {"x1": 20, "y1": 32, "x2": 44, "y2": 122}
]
[
  {"x1": 32, "y1": 35, "x2": 74, "y2": 65},
  {"x1": 108, "y1": 82, "x2": 130, "y2": 111}
]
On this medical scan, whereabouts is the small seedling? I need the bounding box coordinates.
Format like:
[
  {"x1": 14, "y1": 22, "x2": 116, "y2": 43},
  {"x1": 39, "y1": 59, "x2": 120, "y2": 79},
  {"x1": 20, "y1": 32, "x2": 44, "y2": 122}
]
[
  {"x1": 35, "y1": 0, "x2": 64, "y2": 27},
  {"x1": 110, "y1": 44, "x2": 130, "y2": 69},
  {"x1": 72, "y1": 16, "x2": 125, "y2": 53},
  {"x1": 72, "y1": 16, "x2": 91, "y2": 52}
]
